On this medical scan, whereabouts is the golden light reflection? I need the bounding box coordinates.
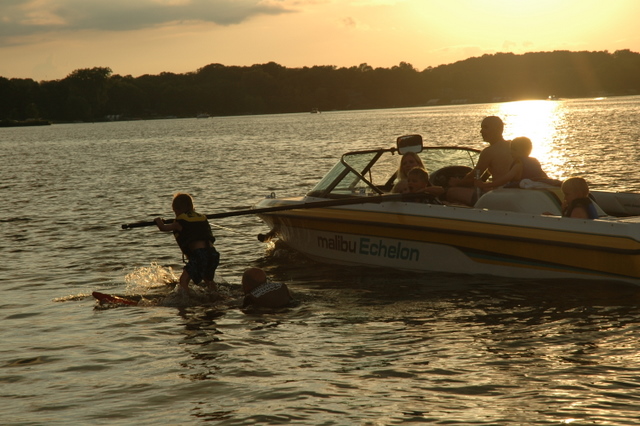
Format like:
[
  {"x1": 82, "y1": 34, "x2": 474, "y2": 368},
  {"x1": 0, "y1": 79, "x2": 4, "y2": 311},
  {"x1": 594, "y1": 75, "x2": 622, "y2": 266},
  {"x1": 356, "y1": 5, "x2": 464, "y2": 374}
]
[{"x1": 496, "y1": 100, "x2": 567, "y2": 180}]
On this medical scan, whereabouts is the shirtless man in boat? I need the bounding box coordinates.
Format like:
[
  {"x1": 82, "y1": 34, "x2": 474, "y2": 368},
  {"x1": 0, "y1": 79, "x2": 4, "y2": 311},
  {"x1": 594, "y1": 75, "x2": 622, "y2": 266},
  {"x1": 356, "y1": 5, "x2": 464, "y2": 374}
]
[{"x1": 445, "y1": 116, "x2": 512, "y2": 206}]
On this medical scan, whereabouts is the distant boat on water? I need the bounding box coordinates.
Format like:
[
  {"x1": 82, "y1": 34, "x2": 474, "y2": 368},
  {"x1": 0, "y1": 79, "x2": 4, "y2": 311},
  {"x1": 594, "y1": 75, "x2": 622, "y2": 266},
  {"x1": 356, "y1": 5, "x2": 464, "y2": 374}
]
[
  {"x1": 310, "y1": 108, "x2": 320, "y2": 114},
  {"x1": 196, "y1": 113, "x2": 210, "y2": 118},
  {"x1": 547, "y1": 95, "x2": 559, "y2": 100}
]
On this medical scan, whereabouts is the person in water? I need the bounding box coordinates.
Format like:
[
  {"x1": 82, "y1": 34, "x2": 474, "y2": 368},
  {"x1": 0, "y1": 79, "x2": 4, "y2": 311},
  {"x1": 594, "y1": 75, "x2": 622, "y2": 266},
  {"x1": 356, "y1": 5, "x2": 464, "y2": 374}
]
[
  {"x1": 155, "y1": 193, "x2": 220, "y2": 294},
  {"x1": 561, "y1": 177, "x2": 599, "y2": 219},
  {"x1": 446, "y1": 116, "x2": 513, "y2": 205},
  {"x1": 391, "y1": 151, "x2": 426, "y2": 193},
  {"x1": 474, "y1": 136, "x2": 550, "y2": 189},
  {"x1": 241, "y1": 268, "x2": 292, "y2": 309}
]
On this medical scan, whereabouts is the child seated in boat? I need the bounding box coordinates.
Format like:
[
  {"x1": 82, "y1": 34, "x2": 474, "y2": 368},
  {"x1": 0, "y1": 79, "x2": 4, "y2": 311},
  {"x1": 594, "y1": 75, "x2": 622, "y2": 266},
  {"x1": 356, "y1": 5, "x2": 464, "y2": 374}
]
[
  {"x1": 393, "y1": 180, "x2": 410, "y2": 193},
  {"x1": 407, "y1": 167, "x2": 445, "y2": 198},
  {"x1": 475, "y1": 136, "x2": 553, "y2": 190},
  {"x1": 155, "y1": 193, "x2": 220, "y2": 294},
  {"x1": 561, "y1": 177, "x2": 599, "y2": 219},
  {"x1": 391, "y1": 152, "x2": 425, "y2": 193},
  {"x1": 241, "y1": 268, "x2": 292, "y2": 309}
]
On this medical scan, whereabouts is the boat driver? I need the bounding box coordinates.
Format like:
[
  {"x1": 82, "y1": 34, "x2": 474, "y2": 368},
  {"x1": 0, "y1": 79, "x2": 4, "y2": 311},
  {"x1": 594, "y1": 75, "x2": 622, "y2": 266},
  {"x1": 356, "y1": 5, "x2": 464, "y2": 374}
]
[{"x1": 445, "y1": 116, "x2": 513, "y2": 206}]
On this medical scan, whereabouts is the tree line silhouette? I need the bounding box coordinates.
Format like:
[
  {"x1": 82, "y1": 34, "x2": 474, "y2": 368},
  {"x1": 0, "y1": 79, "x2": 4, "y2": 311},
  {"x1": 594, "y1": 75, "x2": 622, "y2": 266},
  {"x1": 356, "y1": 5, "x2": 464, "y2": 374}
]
[{"x1": 1, "y1": 50, "x2": 639, "y2": 123}]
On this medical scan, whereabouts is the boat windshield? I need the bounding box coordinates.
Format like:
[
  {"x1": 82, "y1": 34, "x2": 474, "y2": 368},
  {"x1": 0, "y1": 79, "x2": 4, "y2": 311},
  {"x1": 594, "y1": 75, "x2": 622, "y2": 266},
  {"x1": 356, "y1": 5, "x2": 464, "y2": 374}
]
[
  {"x1": 422, "y1": 147, "x2": 481, "y2": 172},
  {"x1": 307, "y1": 146, "x2": 481, "y2": 198}
]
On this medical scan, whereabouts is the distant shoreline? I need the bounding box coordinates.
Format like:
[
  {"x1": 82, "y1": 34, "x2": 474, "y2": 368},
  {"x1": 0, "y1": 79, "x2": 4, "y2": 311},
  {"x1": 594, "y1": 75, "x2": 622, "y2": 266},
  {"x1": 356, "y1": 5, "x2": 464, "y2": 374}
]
[{"x1": 0, "y1": 119, "x2": 51, "y2": 128}]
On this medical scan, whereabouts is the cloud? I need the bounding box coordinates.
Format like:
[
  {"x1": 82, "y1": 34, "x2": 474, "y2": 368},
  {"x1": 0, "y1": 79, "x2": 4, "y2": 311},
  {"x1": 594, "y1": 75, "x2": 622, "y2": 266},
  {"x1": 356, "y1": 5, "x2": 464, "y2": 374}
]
[{"x1": 0, "y1": 0, "x2": 295, "y2": 45}]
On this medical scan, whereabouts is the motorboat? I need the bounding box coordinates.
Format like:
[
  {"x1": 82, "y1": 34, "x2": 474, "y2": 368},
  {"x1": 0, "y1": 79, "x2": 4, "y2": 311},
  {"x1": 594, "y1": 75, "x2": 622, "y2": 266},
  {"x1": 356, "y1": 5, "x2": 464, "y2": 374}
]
[{"x1": 253, "y1": 135, "x2": 640, "y2": 285}]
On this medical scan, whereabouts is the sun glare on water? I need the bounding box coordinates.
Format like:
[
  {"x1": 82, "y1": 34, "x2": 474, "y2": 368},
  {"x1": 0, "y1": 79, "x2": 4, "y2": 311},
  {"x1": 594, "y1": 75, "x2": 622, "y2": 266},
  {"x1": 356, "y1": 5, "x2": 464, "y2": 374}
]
[{"x1": 496, "y1": 100, "x2": 567, "y2": 179}]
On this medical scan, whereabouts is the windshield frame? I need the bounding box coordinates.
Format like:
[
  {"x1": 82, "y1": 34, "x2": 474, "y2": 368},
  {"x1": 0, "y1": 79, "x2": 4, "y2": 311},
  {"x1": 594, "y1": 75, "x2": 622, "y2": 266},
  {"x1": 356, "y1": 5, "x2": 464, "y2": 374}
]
[{"x1": 307, "y1": 146, "x2": 482, "y2": 198}]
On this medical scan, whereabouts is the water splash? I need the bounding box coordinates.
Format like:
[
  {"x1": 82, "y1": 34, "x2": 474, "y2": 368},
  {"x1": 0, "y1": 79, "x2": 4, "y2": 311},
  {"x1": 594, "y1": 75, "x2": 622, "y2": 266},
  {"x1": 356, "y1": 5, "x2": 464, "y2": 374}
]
[
  {"x1": 124, "y1": 262, "x2": 178, "y2": 294},
  {"x1": 52, "y1": 293, "x2": 92, "y2": 302},
  {"x1": 264, "y1": 239, "x2": 299, "y2": 260}
]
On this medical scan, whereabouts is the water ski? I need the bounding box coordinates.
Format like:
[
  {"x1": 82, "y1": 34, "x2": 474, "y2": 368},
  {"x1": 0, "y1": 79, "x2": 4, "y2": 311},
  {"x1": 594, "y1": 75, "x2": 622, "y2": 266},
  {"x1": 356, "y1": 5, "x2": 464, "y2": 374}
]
[
  {"x1": 92, "y1": 286, "x2": 235, "y2": 308},
  {"x1": 92, "y1": 291, "x2": 140, "y2": 306}
]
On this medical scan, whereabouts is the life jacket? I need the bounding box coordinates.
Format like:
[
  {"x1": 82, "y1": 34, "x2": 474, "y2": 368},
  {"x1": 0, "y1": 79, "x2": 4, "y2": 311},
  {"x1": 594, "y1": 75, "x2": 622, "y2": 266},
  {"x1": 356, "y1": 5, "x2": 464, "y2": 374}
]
[
  {"x1": 563, "y1": 197, "x2": 599, "y2": 219},
  {"x1": 242, "y1": 281, "x2": 292, "y2": 309},
  {"x1": 173, "y1": 211, "x2": 215, "y2": 256}
]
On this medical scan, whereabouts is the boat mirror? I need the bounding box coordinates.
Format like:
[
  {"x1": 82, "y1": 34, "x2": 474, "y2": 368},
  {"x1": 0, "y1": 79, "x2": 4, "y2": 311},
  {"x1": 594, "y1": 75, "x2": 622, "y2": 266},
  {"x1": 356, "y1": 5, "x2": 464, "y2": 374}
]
[{"x1": 397, "y1": 134, "x2": 423, "y2": 154}]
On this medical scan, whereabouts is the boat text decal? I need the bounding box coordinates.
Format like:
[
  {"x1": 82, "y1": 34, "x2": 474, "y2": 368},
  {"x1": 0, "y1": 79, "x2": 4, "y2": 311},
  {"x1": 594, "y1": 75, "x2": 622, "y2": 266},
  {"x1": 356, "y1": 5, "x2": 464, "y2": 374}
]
[{"x1": 317, "y1": 235, "x2": 419, "y2": 261}]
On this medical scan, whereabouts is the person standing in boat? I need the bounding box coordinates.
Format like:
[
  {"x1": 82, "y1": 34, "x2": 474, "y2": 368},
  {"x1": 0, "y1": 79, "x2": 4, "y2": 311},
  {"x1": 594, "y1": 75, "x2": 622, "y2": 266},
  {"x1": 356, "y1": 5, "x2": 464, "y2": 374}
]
[
  {"x1": 391, "y1": 151, "x2": 426, "y2": 193},
  {"x1": 241, "y1": 268, "x2": 292, "y2": 309},
  {"x1": 155, "y1": 193, "x2": 220, "y2": 295},
  {"x1": 561, "y1": 177, "x2": 599, "y2": 219},
  {"x1": 474, "y1": 136, "x2": 552, "y2": 190},
  {"x1": 445, "y1": 116, "x2": 512, "y2": 205}
]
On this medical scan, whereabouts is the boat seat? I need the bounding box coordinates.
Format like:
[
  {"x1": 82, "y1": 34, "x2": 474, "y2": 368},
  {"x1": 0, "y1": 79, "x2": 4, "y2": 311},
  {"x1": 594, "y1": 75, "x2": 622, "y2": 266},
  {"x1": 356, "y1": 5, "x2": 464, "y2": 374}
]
[
  {"x1": 474, "y1": 188, "x2": 563, "y2": 215},
  {"x1": 590, "y1": 191, "x2": 640, "y2": 217}
]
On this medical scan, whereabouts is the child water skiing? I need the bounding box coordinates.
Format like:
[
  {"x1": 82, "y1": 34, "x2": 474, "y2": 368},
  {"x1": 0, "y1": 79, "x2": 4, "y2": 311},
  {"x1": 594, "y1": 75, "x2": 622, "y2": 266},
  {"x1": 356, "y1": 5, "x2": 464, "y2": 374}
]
[{"x1": 155, "y1": 193, "x2": 220, "y2": 295}]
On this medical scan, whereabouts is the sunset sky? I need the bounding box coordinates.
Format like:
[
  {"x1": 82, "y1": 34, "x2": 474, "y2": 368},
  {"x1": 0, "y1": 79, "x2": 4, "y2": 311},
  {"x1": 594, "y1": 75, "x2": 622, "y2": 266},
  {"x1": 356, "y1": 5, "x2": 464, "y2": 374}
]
[{"x1": 2, "y1": 0, "x2": 639, "y2": 81}]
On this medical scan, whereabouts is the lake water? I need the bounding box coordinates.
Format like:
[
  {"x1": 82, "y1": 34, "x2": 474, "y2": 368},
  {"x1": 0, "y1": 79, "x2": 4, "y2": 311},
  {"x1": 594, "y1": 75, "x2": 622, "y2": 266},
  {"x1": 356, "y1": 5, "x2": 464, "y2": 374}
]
[{"x1": 2, "y1": 96, "x2": 640, "y2": 425}]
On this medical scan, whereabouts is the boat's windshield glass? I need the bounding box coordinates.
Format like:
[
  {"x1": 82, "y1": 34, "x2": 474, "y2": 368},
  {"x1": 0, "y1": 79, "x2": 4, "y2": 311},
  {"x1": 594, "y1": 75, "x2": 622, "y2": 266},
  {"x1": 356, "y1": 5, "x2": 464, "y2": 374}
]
[
  {"x1": 307, "y1": 151, "x2": 391, "y2": 197},
  {"x1": 421, "y1": 148, "x2": 480, "y2": 172},
  {"x1": 307, "y1": 147, "x2": 480, "y2": 198},
  {"x1": 307, "y1": 160, "x2": 350, "y2": 195}
]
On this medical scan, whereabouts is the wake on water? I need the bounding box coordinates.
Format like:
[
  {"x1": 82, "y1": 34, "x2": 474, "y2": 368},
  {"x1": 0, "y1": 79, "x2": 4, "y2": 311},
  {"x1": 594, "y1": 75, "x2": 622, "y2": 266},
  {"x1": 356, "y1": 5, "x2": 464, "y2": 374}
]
[
  {"x1": 54, "y1": 262, "x2": 243, "y2": 309},
  {"x1": 117, "y1": 263, "x2": 242, "y2": 308},
  {"x1": 56, "y1": 240, "x2": 305, "y2": 309}
]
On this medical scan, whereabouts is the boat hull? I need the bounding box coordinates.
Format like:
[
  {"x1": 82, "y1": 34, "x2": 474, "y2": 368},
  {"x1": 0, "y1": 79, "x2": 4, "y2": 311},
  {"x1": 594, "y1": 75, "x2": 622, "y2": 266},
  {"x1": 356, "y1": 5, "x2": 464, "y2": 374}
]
[{"x1": 256, "y1": 197, "x2": 640, "y2": 285}]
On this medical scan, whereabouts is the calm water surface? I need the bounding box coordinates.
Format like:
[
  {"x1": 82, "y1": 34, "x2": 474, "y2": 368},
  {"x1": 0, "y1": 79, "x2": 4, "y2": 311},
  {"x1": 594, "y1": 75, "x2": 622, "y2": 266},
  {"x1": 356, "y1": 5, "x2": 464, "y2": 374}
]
[{"x1": 2, "y1": 96, "x2": 640, "y2": 425}]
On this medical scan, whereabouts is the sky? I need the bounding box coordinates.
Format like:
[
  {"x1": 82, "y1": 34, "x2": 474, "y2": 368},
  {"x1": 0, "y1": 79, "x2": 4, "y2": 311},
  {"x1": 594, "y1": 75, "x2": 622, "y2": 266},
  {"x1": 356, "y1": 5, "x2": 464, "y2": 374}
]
[{"x1": 1, "y1": 0, "x2": 640, "y2": 81}]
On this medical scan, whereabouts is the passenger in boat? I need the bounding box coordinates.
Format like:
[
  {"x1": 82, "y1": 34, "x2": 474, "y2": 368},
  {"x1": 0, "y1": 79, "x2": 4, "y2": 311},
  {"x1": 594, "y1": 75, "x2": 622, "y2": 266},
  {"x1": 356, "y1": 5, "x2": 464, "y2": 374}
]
[
  {"x1": 241, "y1": 268, "x2": 292, "y2": 309},
  {"x1": 393, "y1": 180, "x2": 410, "y2": 193},
  {"x1": 561, "y1": 177, "x2": 599, "y2": 219},
  {"x1": 474, "y1": 136, "x2": 551, "y2": 190},
  {"x1": 445, "y1": 116, "x2": 513, "y2": 205},
  {"x1": 155, "y1": 193, "x2": 220, "y2": 294},
  {"x1": 407, "y1": 167, "x2": 445, "y2": 198},
  {"x1": 391, "y1": 151, "x2": 426, "y2": 193}
]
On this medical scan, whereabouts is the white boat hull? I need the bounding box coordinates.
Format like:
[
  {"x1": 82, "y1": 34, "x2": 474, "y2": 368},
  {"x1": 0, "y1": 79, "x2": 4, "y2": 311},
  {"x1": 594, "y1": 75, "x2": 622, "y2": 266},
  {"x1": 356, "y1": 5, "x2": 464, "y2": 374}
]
[{"x1": 256, "y1": 196, "x2": 640, "y2": 285}]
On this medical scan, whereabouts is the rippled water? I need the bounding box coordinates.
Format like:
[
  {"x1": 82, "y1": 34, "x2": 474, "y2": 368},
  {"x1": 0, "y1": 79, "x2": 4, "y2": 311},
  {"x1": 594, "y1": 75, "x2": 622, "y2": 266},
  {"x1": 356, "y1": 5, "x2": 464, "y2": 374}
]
[{"x1": 2, "y1": 96, "x2": 640, "y2": 425}]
